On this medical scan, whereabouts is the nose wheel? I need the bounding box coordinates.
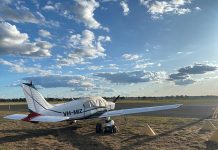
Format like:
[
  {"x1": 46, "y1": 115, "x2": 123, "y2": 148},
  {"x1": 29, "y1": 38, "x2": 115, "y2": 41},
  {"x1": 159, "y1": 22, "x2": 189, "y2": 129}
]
[{"x1": 95, "y1": 119, "x2": 118, "y2": 134}]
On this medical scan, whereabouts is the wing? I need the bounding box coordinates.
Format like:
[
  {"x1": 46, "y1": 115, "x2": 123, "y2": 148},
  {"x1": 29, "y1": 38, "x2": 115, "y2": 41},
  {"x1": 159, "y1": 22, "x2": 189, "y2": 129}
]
[
  {"x1": 31, "y1": 116, "x2": 70, "y2": 122},
  {"x1": 4, "y1": 114, "x2": 69, "y2": 122},
  {"x1": 99, "y1": 104, "x2": 182, "y2": 118},
  {"x1": 4, "y1": 114, "x2": 28, "y2": 120}
]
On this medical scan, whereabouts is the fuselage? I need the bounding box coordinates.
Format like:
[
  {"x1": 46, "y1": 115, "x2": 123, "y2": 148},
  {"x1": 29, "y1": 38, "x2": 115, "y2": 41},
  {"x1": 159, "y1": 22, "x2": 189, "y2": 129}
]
[{"x1": 39, "y1": 96, "x2": 115, "y2": 120}]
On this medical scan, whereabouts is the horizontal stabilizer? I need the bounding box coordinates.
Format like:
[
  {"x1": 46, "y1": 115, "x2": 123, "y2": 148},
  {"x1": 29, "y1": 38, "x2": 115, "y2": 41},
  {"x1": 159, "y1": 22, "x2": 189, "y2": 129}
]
[
  {"x1": 30, "y1": 116, "x2": 70, "y2": 122},
  {"x1": 99, "y1": 104, "x2": 182, "y2": 118},
  {"x1": 4, "y1": 114, "x2": 28, "y2": 120}
]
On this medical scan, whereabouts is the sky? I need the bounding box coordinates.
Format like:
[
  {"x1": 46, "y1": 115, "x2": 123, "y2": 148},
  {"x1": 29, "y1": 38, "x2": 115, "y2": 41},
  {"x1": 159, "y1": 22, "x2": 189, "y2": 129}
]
[{"x1": 0, "y1": 0, "x2": 218, "y2": 98}]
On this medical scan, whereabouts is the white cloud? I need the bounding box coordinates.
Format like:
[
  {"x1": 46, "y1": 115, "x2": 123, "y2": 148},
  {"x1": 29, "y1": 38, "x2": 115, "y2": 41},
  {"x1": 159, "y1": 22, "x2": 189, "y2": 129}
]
[
  {"x1": 42, "y1": 5, "x2": 56, "y2": 11},
  {"x1": 157, "y1": 63, "x2": 162, "y2": 67},
  {"x1": 0, "y1": 2, "x2": 42, "y2": 24},
  {"x1": 120, "y1": 1, "x2": 129, "y2": 16},
  {"x1": 73, "y1": 0, "x2": 106, "y2": 30},
  {"x1": 122, "y1": 53, "x2": 140, "y2": 61},
  {"x1": 88, "y1": 65, "x2": 103, "y2": 70},
  {"x1": 140, "y1": 0, "x2": 192, "y2": 19},
  {"x1": 177, "y1": 51, "x2": 193, "y2": 55},
  {"x1": 23, "y1": 75, "x2": 95, "y2": 91},
  {"x1": 38, "y1": 29, "x2": 51, "y2": 38},
  {"x1": 108, "y1": 64, "x2": 119, "y2": 70},
  {"x1": 95, "y1": 70, "x2": 167, "y2": 84},
  {"x1": 0, "y1": 59, "x2": 52, "y2": 75},
  {"x1": 134, "y1": 62, "x2": 154, "y2": 69},
  {"x1": 0, "y1": 22, "x2": 52, "y2": 57},
  {"x1": 195, "y1": 7, "x2": 201, "y2": 11},
  {"x1": 58, "y1": 30, "x2": 110, "y2": 66},
  {"x1": 42, "y1": 2, "x2": 61, "y2": 12},
  {"x1": 0, "y1": 2, "x2": 60, "y2": 27}
]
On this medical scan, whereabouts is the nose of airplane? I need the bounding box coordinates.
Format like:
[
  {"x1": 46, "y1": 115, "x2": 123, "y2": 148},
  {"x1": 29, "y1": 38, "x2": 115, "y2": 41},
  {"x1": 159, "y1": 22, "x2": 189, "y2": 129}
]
[{"x1": 107, "y1": 101, "x2": 115, "y2": 110}]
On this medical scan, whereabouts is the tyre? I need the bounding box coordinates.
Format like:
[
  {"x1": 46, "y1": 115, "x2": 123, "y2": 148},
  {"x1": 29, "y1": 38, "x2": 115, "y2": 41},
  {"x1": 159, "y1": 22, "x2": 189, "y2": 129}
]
[{"x1": 96, "y1": 123, "x2": 102, "y2": 133}]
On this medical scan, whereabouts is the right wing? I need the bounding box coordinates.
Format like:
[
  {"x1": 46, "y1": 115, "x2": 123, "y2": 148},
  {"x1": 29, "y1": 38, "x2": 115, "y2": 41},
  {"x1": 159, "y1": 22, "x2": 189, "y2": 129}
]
[{"x1": 99, "y1": 104, "x2": 182, "y2": 118}]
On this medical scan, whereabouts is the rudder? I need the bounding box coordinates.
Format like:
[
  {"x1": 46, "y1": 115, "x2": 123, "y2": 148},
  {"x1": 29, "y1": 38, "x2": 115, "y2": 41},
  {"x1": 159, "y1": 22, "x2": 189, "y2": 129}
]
[{"x1": 22, "y1": 82, "x2": 53, "y2": 113}]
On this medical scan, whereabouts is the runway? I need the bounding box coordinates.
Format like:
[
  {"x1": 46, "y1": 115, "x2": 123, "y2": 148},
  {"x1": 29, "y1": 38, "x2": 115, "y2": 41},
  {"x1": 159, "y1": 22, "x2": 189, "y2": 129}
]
[{"x1": 116, "y1": 103, "x2": 216, "y2": 118}]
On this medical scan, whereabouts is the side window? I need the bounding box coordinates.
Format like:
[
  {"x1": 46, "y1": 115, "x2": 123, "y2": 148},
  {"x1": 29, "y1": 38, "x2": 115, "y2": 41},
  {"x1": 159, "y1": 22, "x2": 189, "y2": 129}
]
[
  {"x1": 99, "y1": 100, "x2": 103, "y2": 106},
  {"x1": 98, "y1": 99, "x2": 106, "y2": 107},
  {"x1": 84, "y1": 101, "x2": 91, "y2": 109},
  {"x1": 90, "y1": 101, "x2": 95, "y2": 107}
]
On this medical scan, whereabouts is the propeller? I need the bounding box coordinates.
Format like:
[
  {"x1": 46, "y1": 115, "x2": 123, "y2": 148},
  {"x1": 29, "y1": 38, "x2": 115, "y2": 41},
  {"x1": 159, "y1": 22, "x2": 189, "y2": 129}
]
[{"x1": 113, "y1": 95, "x2": 120, "y2": 103}]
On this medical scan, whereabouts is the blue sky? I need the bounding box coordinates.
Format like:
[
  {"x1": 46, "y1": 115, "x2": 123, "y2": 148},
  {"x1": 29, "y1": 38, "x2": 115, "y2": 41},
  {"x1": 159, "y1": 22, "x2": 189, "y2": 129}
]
[{"x1": 0, "y1": 0, "x2": 218, "y2": 98}]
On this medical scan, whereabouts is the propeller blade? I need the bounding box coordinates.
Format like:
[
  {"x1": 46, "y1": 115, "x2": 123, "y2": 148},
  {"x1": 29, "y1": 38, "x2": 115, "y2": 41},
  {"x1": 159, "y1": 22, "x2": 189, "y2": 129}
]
[{"x1": 113, "y1": 95, "x2": 120, "y2": 103}]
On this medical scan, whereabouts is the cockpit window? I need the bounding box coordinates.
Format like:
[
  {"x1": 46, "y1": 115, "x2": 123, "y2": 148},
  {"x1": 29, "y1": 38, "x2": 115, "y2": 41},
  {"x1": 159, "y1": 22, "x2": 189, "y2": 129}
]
[{"x1": 83, "y1": 98, "x2": 107, "y2": 109}]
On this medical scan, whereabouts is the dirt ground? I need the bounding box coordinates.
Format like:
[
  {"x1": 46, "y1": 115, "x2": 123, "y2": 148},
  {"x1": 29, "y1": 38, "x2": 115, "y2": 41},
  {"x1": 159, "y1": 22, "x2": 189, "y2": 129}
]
[{"x1": 1, "y1": 111, "x2": 218, "y2": 150}]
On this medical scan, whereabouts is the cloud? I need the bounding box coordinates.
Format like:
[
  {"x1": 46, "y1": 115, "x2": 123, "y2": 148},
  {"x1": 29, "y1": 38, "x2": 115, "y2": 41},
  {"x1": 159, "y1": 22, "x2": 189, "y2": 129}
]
[
  {"x1": 122, "y1": 53, "x2": 140, "y2": 61},
  {"x1": 42, "y1": 5, "x2": 56, "y2": 11},
  {"x1": 0, "y1": 2, "x2": 59, "y2": 27},
  {"x1": 178, "y1": 64, "x2": 217, "y2": 74},
  {"x1": 41, "y1": 1, "x2": 108, "y2": 30},
  {"x1": 38, "y1": 29, "x2": 51, "y2": 38},
  {"x1": 0, "y1": 2, "x2": 42, "y2": 24},
  {"x1": 0, "y1": 22, "x2": 52, "y2": 57},
  {"x1": 95, "y1": 70, "x2": 167, "y2": 84},
  {"x1": 57, "y1": 30, "x2": 110, "y2": 66},
  {"x1": 23, "y1": 75, "x2": 95, "y2": 91},
  {"x1": 72, "y1": 0, "x2": 107, "y2": 30},
  {"x1": 88, "y1": 65, "x2": 103, "y2": 71},
  {"x1": 134, "y1": 62, "x2": 154, "y2": 69},
  {"x1": 195, "y1": 7, "x2": 201, "y2": 11},
  {"x1": 0, "y1": 59, "x2": 52, "y2": 75},
  {"x1": 168, "y1": 63, "x2": 217, "y2": 85},
  {"x1": 120, "y1": 1, "x2": 129, "y2": 16},
  {"x1": 176, "y1": 51, "x2": 193, "y2": 55},
  {"x1": 174, "y1": 78, "x2": 195, "y2": 85},
  {"x1": 157, "y1": 63, "x2": 162, "y2": 67},
  {"x1": 140, "y1": 0, "x2": 191, "y2": 19},
  {"x1": 108, "y1": 64, "x2": 119, "y2": 70}
]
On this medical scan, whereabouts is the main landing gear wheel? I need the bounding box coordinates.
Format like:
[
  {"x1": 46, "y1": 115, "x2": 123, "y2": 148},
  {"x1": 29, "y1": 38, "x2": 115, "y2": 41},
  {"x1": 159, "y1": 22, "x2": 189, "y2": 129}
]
[{"x1": 96, "y1": 123, "x2": 103, "y2": 133}]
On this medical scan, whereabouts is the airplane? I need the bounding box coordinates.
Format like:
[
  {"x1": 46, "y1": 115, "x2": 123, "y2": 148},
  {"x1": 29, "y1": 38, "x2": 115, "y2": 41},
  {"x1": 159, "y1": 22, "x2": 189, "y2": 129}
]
[{"x1": 4, "y1": 82, "x2": 182, "y2": 133}]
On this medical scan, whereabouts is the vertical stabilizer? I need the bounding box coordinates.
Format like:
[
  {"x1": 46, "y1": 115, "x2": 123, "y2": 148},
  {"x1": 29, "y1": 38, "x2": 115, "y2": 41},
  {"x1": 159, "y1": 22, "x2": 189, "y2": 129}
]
[{"x1": 22, "y1": 83, "x2": 53, "y2": 113}]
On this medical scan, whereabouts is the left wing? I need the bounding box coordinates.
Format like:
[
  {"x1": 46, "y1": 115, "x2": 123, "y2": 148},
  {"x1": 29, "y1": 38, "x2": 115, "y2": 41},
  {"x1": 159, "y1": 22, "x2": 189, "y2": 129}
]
[
  {"x1": 4, "y1": 114, "x2": 70, "y2": 122},
  {"x1": 99, "y1": 104, "x2": 182, "y2": 118},
  {"x1": 30, "y1": 116, "x2": 70, "y2": 122},
  {"x1": 4, "y1": 114, "x2": 28, "y2": 120}
]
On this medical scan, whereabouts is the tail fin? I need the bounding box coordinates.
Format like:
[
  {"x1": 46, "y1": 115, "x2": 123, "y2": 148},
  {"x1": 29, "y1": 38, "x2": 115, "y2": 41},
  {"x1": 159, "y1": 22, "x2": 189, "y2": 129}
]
[{"x1": 21, "y1": 82, "x2": 53, "y2": 113}]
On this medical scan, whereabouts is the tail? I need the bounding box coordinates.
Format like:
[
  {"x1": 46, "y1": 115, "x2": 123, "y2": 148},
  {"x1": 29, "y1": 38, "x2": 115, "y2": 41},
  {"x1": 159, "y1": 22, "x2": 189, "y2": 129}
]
[{"x1": 21, "y1": 82, "x2": 53, "y2": 113}]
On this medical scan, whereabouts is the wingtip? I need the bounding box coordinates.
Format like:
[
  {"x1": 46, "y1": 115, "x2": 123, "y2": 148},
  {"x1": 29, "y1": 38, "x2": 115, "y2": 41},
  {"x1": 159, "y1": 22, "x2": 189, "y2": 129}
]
[{"x1": 176, "y1": 104, "x2": 183, "y2": 107}]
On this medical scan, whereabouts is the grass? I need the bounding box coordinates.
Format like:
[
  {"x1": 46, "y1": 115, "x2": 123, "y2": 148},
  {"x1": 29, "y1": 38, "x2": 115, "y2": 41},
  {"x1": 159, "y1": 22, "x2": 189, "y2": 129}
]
[
  {"x1": 1, "y1": 110, "x2": 218, "y2": 149},
  {"x1": 1, "y1": 98, "x2": 218, "y2": 149}
]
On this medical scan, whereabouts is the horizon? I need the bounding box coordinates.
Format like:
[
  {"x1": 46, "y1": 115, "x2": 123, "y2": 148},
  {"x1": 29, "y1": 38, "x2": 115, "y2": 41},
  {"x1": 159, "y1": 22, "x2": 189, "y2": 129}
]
[{"x1": 0, "y1": 0, "x2": 218, "y2": 98}]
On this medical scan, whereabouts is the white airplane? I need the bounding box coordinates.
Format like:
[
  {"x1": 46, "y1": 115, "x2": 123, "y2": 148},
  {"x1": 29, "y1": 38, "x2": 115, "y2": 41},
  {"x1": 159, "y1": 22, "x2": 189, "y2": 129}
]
[{"x1": 4, "y1": 82, "x2": 182, "y2": 132}]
